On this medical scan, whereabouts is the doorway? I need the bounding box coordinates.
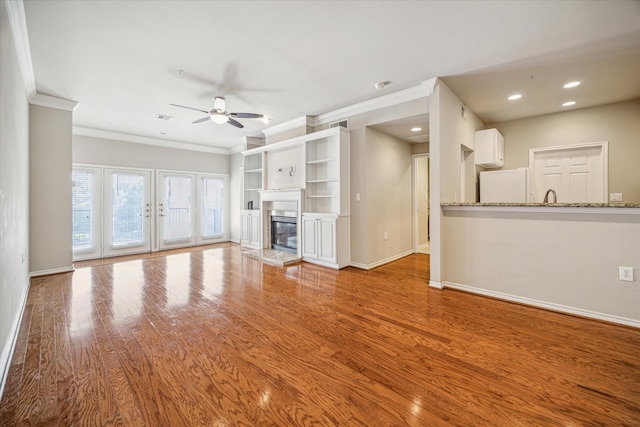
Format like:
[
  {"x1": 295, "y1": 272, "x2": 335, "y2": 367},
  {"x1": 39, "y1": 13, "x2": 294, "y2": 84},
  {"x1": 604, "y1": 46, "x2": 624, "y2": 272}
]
[{"x1": 413, "y1": 154, "x2": 430, "y2": 254}]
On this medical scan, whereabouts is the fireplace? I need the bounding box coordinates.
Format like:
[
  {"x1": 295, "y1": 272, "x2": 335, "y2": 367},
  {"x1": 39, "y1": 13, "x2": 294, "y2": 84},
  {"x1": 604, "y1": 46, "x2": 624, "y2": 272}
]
[{"x1": 270, "y1": 211, "x2": 297, "y2": 253}]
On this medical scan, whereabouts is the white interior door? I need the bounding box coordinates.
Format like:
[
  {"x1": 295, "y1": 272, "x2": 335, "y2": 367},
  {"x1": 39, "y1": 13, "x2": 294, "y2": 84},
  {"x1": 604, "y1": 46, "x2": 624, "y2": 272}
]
[
  {"x1": 530, "y1": 143, "x2": 607, "y2": 203},
  {"x1": 103, "y1": 168, "x2": 152, "y2": 257},
  {"x1": 72, "y1": 166, "x2": 102, "y2": 261},
  {"x1": 158, "y1": 172, "x2": 196, "y2": 250}
]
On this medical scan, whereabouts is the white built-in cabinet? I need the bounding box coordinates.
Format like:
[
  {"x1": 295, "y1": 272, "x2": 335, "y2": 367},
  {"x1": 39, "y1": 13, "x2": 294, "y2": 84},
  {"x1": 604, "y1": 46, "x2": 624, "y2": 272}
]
[
  {"x1": 240, "y1": 126, "x2": 350, "y2": 268},
  {"x1": 240, "y1": 210, "x2": 260, "y2": 248},
  {"x1": 301, "y1": 214, "x2": 350, "y2": 268},
  {"x1": 474, "y1": 128, "x2": 504, "y2": 168}
]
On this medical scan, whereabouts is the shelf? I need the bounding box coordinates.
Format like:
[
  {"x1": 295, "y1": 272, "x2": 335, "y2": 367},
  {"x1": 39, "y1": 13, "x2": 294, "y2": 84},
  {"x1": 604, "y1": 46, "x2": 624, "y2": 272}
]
[
  {"x1": 306, "y1": 158, "x2": 337, "y2": 165},
  {"x1": 307, "y1": 179, "x2": 338, "y2": 183},
  {"x1": 245, "y1": 187, "x2": 262, "y2": 191},
  {"x1": 246, "y1": 168, "x2": 263, "y2": 173},
  {"x1": 307, "y1": 194, "x2": 338, "y2": 198}
]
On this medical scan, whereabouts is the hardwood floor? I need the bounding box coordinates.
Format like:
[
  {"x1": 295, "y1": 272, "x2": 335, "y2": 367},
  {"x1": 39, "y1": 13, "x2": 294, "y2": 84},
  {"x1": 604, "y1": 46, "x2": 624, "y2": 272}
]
[{"x1": 1, "y1": 244, "x2": 639, "y2": 426}]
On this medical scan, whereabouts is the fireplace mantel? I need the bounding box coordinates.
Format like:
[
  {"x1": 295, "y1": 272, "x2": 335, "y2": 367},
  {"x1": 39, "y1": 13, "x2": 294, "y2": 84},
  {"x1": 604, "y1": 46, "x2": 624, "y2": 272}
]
[{"x1": 259, "y1": 188, "x2": 304, "y2": 203}]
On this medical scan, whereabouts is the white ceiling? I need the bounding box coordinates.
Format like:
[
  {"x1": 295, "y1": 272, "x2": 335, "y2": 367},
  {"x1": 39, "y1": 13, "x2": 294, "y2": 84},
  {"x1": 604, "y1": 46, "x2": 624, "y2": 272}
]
[{"x1": 22, "y1": 0, "x2": 640, "y2": 151}]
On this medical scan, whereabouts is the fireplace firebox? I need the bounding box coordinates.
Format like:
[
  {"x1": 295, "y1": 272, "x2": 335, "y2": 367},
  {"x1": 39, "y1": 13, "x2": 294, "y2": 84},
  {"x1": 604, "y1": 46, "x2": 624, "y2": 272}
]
[{"x1": 270, "y1": 211, "x2": 297, "y2": 253}]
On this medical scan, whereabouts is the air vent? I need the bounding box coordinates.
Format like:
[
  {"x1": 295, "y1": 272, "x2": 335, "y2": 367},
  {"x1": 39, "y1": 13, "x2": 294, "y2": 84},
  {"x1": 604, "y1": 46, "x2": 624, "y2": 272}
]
[
  {"x1": 330, "y1": 119, "x2": 348, "y2": 129},
  {"x1": 155, "y1": 114, "x2": 173, "y2": 121}
]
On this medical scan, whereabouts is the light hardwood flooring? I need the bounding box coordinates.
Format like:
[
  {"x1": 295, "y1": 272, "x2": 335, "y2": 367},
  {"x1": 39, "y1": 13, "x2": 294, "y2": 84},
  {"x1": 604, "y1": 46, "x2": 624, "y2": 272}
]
[{"x1": 1, "y1": 244, "x2": 639, "y2": 425}]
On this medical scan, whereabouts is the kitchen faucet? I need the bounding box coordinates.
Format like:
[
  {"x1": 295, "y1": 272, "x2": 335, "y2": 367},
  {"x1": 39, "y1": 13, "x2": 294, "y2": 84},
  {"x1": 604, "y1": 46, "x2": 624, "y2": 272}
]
[{"x1": 543, "y1": 189, "x2": 557, "y2": 204}]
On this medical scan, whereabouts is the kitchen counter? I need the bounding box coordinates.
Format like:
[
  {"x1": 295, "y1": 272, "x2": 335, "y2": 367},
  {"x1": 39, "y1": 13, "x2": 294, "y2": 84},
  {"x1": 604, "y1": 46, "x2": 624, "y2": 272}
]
[{"x1": 441, "y1": 202, "x2": 640, "y2": 214}]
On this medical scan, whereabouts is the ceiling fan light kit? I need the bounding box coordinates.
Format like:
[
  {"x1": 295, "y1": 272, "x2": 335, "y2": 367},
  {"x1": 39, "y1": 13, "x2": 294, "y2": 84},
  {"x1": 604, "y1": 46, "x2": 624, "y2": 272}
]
[{"x1": 169, "y1": 96, "x2": 264, "y2": 129}]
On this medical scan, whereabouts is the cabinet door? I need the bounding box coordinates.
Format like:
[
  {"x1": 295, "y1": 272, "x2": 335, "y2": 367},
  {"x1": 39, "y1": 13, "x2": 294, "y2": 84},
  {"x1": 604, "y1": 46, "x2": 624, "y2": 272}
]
[
  {"x1": 249, "y1": 212, "x2": 261, "y2": 247},
  {"x1": 240, "y1": 212, "x2": 250, "y2": 245},
  {"x1": 302, "y1": 216, "x2": 318, "y2": 258},
  {"x1": 317, "y1": 218, "x2": 337, "y2": 263}
]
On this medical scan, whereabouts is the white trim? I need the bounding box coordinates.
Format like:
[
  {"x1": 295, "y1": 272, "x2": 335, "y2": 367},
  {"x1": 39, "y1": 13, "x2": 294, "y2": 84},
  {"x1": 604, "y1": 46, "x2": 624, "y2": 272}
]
[
  {"x1": 30, "y1": 265, "x2": 75, "y2": 278},
  {"x1": 0, "y1": 274, "x2": 30, "y2": 400},
  {"x1": 349, "y1": 250, "x2": 414, "y2": 271},
  {"x1": 261, "y1": 116, "x2": 313, "y2": 139},
  {"x1": 312, "y1": 79, "x2": 436, "y2": 127},
  {"x1": 258, "y1": 79, "x2": 436, "y2": 139},
  {"x1": 30, "y1": 93, "x2": 79, "y2": 111},
  {"x1": 429, "y1": 280, "x2": 443, "y2": 289},
  {"x1": 5, "y1": 0, "x2": 36, "y2": 99},
  {"x1": 528, "y1": 141, "x2": 609, "y2": 203},
  {"x1": 442, "y1": 281, "x2": 640, "y2": 329},
  {"x1": 73, "y1": 127, "x2": 231, "y2": 155}
]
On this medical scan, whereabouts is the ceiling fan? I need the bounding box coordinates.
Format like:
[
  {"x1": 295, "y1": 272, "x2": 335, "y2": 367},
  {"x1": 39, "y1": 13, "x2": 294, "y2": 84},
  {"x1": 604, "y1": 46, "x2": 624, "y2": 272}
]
[{"x1": 170, "y1": 97, "x2": 264, "y2": 128}]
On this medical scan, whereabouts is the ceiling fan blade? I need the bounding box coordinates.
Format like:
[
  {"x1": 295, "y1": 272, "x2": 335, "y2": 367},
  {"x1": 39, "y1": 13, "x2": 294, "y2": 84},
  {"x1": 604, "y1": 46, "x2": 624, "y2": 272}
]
[
  {"x1": 231, "y1": 112, "x2": 264, "y2": 119},
  {"x1": 169, "y1": 103, "x2": 209, "y2": 114},
  {"x1": 227, "y1": 118, "x2": 244, "y2": 128},
  {"x1": 214, "y1": 97, "x2": 226, "y2": 111},
  {"x1": 192, "y1": 116, "x2": 210, "y2": 124}
]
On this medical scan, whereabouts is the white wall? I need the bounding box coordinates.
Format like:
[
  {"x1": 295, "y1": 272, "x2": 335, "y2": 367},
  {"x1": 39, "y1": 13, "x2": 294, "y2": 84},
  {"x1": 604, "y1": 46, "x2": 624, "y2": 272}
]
[
  {"x1": 0, "y1": 1, "x2": 30, "y2": 395},
  {"x1": 488, "y1": 99, "x2": 640, "y2": 202},
  {"x1": 29, "y1": 105, "x2": 74, "y2": 275},
  {"x1": 73, "y1": 135, "x2": 229, "y2": 174}
]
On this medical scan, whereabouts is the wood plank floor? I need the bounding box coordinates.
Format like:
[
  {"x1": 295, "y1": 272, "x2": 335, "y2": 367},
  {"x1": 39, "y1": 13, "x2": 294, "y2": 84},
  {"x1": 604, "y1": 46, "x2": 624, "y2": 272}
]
[{"x1": 1, "y1": 244, "x2": 639, "y2": 426}]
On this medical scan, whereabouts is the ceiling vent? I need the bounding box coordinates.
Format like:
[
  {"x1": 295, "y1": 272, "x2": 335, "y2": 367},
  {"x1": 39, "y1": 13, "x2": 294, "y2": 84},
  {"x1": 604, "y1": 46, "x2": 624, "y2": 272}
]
[
  {"x1": 155, "y1": 114, "x2": 173, "y2": 121},
  {"x1": 329, "y1": 119, "x2": 348, "y2": 129}
]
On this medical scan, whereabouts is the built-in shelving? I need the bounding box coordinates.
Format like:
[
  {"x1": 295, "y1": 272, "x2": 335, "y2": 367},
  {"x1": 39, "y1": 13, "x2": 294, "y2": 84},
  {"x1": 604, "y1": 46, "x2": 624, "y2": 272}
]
[{"x1": 243, "y1": 152, "x2": 263, "y2": 210}]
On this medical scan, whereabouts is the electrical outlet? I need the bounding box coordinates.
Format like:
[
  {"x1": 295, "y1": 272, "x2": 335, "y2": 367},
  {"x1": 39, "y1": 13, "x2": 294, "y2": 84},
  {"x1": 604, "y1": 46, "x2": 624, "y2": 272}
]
[
  {"x1": 384, "y1": 232, "x2": 388, "y2": 240},
  {"x1": 355, "y1": 192, "x2": 361, "y2": 202},
  {"x1": 610, "y1": 193, "x2": 623, "y2": 202},
  {"x1": 619, "y1": 266, "x2": 634, "y2": 282}
]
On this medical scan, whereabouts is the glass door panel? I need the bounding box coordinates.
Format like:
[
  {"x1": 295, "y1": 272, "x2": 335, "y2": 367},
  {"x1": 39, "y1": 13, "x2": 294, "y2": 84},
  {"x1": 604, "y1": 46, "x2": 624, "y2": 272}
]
[
  {"x1": 158, "y1": 172, "x2": 196, "y2": 249},
  {"x1": 72, "y1": 167, "x2": 102, "y2": 260},
  {"x1": 199, "y1": 176, "x2": 225, "y2": 241},
  {"x1": 104, "y1": 168, "x2": 152, "y2": 257}
]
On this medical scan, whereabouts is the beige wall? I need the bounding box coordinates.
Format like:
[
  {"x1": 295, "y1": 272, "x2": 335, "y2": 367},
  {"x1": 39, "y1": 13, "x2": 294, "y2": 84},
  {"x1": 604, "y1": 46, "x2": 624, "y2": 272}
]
[
  {"x1": 442, "y1": 208, "x2": 640, "y2": 326},
  {"x1": 488, "y1": 99, "x2": 640, "y2": 202},
  {"x1": 73, "y1": 135, "x2": 229, "y2": 174},
  {"x1": 1, "y1": 2, "x2": 31, "y2": 388},
  {"x1": 364, "y1": 128, "x2": 414, "y2": 263},
  {"x1": 229, "y1": 152, "x2": 243, "y2": 242},
  {"x1": 30, "y1": 105, "x2": 73, "y2": 275}
]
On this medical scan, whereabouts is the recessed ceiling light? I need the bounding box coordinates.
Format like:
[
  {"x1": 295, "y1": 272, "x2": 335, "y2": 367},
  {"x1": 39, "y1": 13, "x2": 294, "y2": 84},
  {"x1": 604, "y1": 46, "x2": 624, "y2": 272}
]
[
  {"x1": 562, "y1": 101, "x2": 576, "y2": 107},
  {"x1": 411, "y1": 127, "x2": 422, "y2": 132},
  {"x1": 374, "y1": 81, "x2": 390, "y2": 90},
  {"x1": 508, "y1": 94, "x2": 522, "y2": 101},
  {"x1": 563, "y1": 81, "x2": 581, "y2": 89}
]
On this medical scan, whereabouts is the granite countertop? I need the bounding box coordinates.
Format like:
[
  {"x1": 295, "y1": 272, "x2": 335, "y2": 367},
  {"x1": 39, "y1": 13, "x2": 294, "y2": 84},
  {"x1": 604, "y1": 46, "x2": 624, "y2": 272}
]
[{"x1": 441, "y1": 202, "x2": 640, "y2": 208}]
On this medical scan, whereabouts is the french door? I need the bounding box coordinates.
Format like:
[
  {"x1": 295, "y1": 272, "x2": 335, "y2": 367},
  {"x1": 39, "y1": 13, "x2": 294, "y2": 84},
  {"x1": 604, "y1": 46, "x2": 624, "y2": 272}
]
[
  {"x1": 157, "y1": 171, "x2": 228, "y2": 250},
  {"x1": 72, "y1": 166, "x2": 103, "y2": 260},
  {"x1": 103, "y1": 168, "x2": 153, "y2": 257}
]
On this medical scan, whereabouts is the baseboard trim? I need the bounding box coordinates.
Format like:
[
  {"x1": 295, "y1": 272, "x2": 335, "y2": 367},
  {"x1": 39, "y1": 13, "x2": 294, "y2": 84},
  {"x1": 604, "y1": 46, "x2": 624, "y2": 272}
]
[
  {"x1": 30, "y1": 265, "x2": 75, "y2": 277},
  {"x1": 350, "y1": 250, "x2": 414, "y2": 270},
  {"x1": 0, "y1": 276, "x2": 31, "y2": 400},
  {"x1": 442, "y1": 281, "x2": 640, "y2": 329},
  {"x1": 429, "y1": 280, "x2": 443, "y2": 289}
]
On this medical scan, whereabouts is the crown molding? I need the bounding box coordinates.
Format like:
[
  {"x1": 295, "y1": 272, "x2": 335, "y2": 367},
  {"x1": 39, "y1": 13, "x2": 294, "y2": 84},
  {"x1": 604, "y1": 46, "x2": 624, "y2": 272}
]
[
  {"x1": 5, "y1": 0, "x2": 36, "y2": 99},
  {"x1": 73, "y1": 127, "x2": 231, "y2": 155},
  {"x1": 312, "y1": 78, "x2": 437, "y2": 127},
  {"x1": 261, "y1": 115, "x2": 313, "y2": 138},
  {"x1": 30, "y1": 93, "x2": 79, "y2": 111}
]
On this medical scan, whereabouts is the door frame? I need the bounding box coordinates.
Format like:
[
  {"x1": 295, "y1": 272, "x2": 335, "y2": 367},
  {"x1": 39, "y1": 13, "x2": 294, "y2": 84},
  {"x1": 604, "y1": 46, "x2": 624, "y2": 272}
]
[
  {"x1": 528, "y1": 141, "x2": 608, "y2": 202},
  {"x1": 412, "y1": 153, "x2": 430, "y2": 253}
]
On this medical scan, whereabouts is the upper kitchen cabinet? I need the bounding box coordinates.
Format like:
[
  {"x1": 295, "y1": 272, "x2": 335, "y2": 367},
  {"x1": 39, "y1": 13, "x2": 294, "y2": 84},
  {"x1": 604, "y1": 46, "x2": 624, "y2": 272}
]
[
  {"x1": 475, "y1": 128, "x2": 504, "y2": 168},
  {"x1": 305, "y1": 127, "x2": 350, "y2": 215}
]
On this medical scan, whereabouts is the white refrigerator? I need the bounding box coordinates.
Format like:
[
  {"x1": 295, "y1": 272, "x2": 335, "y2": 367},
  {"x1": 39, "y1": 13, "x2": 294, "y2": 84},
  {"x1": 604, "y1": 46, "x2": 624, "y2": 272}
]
[{"x1": 480, "y1": 168, "x2": 533, "y2": 203}]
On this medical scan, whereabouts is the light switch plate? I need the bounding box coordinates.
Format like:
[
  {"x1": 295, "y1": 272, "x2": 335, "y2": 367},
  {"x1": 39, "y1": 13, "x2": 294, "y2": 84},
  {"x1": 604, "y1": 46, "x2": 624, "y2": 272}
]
[
  {"x1": 610, "y1": 193, "x2": 623, "y2": 202},
  {"x1": 619, "y1": 266, "x2": 634, "y2": 282}
]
